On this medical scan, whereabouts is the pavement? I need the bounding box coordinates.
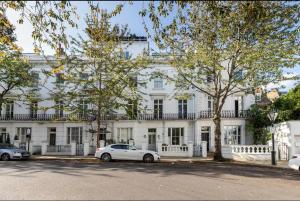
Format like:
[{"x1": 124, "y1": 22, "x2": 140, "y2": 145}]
[
  {"x1": 0, "y1": 160, "x2": 299, "y2": 200},
  {"x1": 30, "y1": 155, "x2": 290, "y2": 169}
]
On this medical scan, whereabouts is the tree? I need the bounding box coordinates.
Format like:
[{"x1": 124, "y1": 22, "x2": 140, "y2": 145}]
[
  {"x1": 1, "y1": 1, "x2": 78, "y2": 57},
  {"x1": 64, "y1": 3, "x2": 148, "y2": 147},
  {"x1": 274, "y1": 83, "x2": 300, "y2": 121},
  {"x1": 247, "y1": 105, "x2": 272, "y2": 145},
  {"x1": 0, "y1": 14, "x2": 34, "y2": 116},
  {"x1": 141, "y1": 1, "x2": 300, "y2": 160}
]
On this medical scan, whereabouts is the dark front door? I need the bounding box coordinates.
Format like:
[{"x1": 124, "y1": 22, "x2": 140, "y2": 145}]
[
  {"x1": 201, "y1": 126, "x2": 210, "y2": 151},
  {"x1": 201, "y1": 133, "x2": 210, "y2": 151},
  {"x1": 49, "y1": 134, "x2": 56, "y2": 146}
]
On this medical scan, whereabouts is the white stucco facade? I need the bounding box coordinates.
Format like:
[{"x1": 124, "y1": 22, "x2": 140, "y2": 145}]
[{"x1": 0, "y1": 38, "x2": 256, "y2": 156}]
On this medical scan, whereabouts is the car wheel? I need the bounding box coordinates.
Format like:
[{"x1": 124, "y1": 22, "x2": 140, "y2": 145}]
[
  {"x1": 143, "y1": 154, "x2": 154, "y2": 163},
  {"x1": 101, "y1": 153, "x2": 111, "y2": 162},
  {"x1": 1, "y1": 153, "x2": 10, "y2": 161}
]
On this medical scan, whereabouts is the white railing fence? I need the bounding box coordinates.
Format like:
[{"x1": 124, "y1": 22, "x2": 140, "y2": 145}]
[
  {"x1": 157, "y1": 141, "x2": 207, "y2": 157},
  {"x1": 222, "y1": 144, "x2": 273, "y2": 161},
  {"x1": 231, "y1": 145, "x2": 271, "y2": 154}
]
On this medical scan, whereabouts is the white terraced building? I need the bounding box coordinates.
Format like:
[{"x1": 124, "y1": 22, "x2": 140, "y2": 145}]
[{"x1": 0, "y1": 37, "x2": 258, "y2": 157}]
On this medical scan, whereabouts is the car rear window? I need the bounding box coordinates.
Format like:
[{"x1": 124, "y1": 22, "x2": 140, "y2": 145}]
[{"x1": 111, "y1": 145, "x2": 129, "y2": 150}]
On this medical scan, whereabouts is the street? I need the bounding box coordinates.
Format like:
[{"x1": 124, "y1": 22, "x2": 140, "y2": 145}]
[{"x1": 0, "y1": 160, "x2": 299, "y2": 200}]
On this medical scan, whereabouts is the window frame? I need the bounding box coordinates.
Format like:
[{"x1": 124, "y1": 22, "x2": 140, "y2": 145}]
[
  {"x1": 153, "y1": 77, "x2": 163, "y2": 89},
  {"x1": 168, "y1": 127, "x2": 184, "y2": 145},
  {"x1": 224, "y1": 125, "x2": 241, "y2": 145}
]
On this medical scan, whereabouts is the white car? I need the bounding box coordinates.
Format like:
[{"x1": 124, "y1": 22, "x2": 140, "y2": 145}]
[
  {"x1": 95, "y1": 144, "x2": 160, "y2": 162},
  {"x1": 288, "y1": 154, "x2": 300, "y2": 171}
]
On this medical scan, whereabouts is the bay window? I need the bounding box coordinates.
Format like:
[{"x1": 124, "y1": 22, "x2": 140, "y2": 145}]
[{"x1": 224, "y1": 125, "x2": 241, "y2": 145}]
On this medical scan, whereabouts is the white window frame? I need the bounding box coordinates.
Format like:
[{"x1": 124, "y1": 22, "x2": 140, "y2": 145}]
[
  {"x1": 168, "y1": 128, "x2": 184, "y2": 145},
  {"x1": 153, "y1": 77, "x2": 163, "y2": 89},
  {"x1": 117, "y1": 128, "x2": 133, "y2": 144},
  {"x1": 67, "y1": 127, "x2": 83, "y2": 144},
  {"x1": 17, "y1": 127, "x2": 32, "y2": 143},
  {"x1": 224, "y1": 125, "x2": 241, "y2": 145}
]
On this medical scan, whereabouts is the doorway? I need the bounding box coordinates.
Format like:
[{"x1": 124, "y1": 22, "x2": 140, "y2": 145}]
[
  {"x1": 48, "y1": 128, "x2": 56, "y2": 146},
  {"x1": 148, "y1": 128, "x2": 157, "y2": 151},
  {"x1": 201, "y1": 126, "x2": 210, "y2": 151}
]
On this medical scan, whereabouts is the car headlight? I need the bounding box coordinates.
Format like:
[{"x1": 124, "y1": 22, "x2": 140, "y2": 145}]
[
  {"x1": 155, "y1": 152, "x2": 159, "y2": 155},
  {"x1": 14, "y1": 151, "x2": 21, "y2": 154}
]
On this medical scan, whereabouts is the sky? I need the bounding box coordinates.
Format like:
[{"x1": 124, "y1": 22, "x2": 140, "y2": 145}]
[{"x1": 5, "y1": 1, "x2": 300, "y2": 92}]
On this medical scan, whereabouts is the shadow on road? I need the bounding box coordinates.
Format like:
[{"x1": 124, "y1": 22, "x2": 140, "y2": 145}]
[{"x1": 0, "y1": 160, "x2": 299, "y2": 181}]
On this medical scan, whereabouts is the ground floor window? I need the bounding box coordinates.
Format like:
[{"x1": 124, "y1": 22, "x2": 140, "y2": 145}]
[
  {"x1": 224, "y1": 125, "x2": 241, "y2": 145},
  {"x1": 48, "y1": 127, "x2": 56, "y2": 146},
  {"x1": 16, "y1": 127, "x2": 31, "y2": 143},
  {"x1": 0, "y1": 128, "x2": 7, "y2": 143},
  {"x1": 67, "y1": 127, "x2": 83, "y2": 144},
  {"x1": 168, "y1": 128, "x2": 184, "y2": 145},
  {"x1": 117, "y1": 128, "x2": 133, "y2": 144}
]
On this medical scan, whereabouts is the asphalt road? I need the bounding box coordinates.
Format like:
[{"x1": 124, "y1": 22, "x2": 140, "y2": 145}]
[{"x1": 0, "y1": 160, "x2": 299, "y2": 200}]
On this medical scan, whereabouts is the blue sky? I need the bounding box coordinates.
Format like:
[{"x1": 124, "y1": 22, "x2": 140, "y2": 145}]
[{"x1": 6, "y1": 1, "x2": 300, "y2": 91}]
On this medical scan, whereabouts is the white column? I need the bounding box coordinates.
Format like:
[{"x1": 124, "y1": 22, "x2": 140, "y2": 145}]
[
  {"x1": 41, "y1": 142, "x2": 48, "y2": 155},
  {"x1": 201, "y1": 141, "x2": 207, "y2": 157},
  {"x1": 71, "y1": 142, "x2": 76, "y2": 156},
  {"x1": 29, "y1": 141, "x2": 34, "y2": 154},
  {"x1": 157, "y1": 142, "x2": 162, "y2": 155},
  {"x1": 188, "y1": 141, "x2": 193, "y2": 157},
  {"x1": 83, "y1": 142, "x2": 90, "y2": 156}
]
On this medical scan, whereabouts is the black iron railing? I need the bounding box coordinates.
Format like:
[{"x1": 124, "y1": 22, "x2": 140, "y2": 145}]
[{"x1": 0, "y1": 110, "x2": 251, "y2": 121}]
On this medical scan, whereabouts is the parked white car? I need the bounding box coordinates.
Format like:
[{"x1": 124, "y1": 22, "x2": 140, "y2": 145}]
[
  {"x1": 95, "y1": 144, "x2": 160, "y2": 162},
  {"x1": 288, "y1": 154, "x2": 300, "y2": 171}
]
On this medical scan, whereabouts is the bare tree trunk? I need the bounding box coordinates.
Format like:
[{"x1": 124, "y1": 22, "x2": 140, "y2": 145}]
[
  {"x1": 0, "y1": 101, "x2": 2, "y2": 116},
  {"x1": 96, "y1": 107, "x2": 101, "y2": 148},
  {"x1": 213, "y1": 116, "x2": 223, "y2": 161}
]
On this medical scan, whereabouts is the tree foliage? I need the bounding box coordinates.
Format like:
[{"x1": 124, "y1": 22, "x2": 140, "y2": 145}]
[
  {"x1": 141, "y1": 1, "x2": 300, "y2": 160},
  {"x1": 63, "y1": 3, "x2": 149, "y2": 146},
  {"x1": 1, "y1": 1, "x2": 78, "y2": 56},
  {"x1": 0, "y1": 9, "x2": 34, "y2": 115},
  {"x1": 247, "y1": 105, "x2": 272, "y2": 145},
  {"x1": 274, "y1": 83, "x2": 300, "y2": 121}
]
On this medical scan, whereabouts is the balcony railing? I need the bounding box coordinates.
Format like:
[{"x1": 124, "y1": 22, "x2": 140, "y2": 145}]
[{"x1": 0, "y1": 110, "x2": 251, "y2": 121}]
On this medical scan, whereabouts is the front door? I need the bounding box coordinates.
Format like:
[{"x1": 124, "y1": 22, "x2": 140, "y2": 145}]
[
  {"x1": 148, "y1": 128, "x2": 156, "y2": 151},
  {"x1": 201, "y1": 126, "x2": 210, "y2": 151},
  {"x1": 49, "y1": 134, "x2": 56, "y2": 146}
]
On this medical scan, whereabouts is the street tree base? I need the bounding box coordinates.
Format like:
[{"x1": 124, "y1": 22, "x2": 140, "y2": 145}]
[{"x1": 213, "y1": 152, "x2": 225, "y2": 161}]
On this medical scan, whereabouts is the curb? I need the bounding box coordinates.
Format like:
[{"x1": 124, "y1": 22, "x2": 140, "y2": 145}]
[{"x1": 28, "y1": 156, "x2": 290, "y2": 170}]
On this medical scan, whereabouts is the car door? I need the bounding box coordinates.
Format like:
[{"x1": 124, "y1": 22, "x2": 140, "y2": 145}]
[
  {"x1": 127, "y1": 145, "x2": 144, "y2": 160},
  {"x1": 119, "y1": 145, "x2": 131, "y2": 160},
  {"x1": 109, "y1": 145, "x2": 125, "y2": 159}
]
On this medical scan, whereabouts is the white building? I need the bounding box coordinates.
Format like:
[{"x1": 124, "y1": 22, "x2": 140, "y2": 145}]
[
  {"x1": 273, "y1": 121, "x2": 300, "y2": 160},
  {"x1": 0, "y1": 37, "x2": 256, "y2": 157}
]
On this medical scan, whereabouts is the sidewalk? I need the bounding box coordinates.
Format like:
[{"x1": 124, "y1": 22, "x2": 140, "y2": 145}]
[{"x1": 29, "y1": 155, "x2": 290, "y2": 169}]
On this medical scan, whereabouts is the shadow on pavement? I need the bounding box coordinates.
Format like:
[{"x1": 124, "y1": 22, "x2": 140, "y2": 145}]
[{"x1": 0, "y1": 160, "x2": 299, "y2": 181}]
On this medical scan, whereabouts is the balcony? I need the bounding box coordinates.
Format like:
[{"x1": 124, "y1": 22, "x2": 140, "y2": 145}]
[{"x1": 0, "y1": 110, "x2": 251, "y2": 121}]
